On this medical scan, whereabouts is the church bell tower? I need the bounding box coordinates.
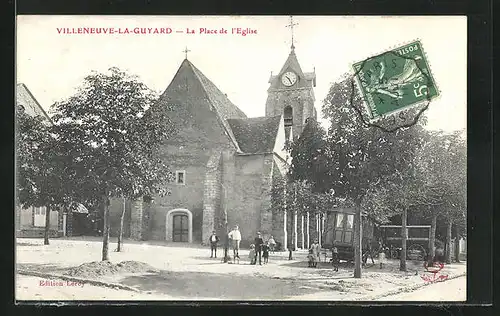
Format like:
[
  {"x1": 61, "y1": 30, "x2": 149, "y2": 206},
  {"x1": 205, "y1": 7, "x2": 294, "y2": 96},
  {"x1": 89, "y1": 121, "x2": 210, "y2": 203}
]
[{"x1": 265, "y1": 17, "x2": 317, "y2": 140}]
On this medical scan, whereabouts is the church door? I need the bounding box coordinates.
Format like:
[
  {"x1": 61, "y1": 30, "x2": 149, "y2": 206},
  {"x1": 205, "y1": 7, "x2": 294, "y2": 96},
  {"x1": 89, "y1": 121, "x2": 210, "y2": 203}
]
[{"x1": 172, "y1": 214, "x2": 189, "y2": 242}]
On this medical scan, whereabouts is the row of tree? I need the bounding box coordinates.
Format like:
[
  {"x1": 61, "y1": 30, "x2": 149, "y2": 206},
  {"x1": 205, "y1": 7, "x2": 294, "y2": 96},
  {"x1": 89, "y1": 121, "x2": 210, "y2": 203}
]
[
  {"x1": 273, "y1": 75, "x2": 466, "y2": 278},
  {"x1": 16, "y1": 68, "x2": 176, "y2": 260}
]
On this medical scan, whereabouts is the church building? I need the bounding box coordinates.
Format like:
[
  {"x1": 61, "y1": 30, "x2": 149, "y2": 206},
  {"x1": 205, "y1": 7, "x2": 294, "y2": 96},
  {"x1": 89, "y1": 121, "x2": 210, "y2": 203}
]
[{"x1": 107, "y1": 43, "x2": 320, "y2": 249}]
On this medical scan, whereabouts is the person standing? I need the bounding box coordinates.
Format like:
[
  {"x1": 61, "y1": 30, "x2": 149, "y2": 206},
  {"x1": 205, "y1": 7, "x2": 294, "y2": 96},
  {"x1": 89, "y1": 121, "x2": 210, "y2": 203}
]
[
  {"x1": 309, "y1": 239, "x2": 321, "y2": 267},
  {"x1": 209, "y1": 231, "x2": 220, "y2": 258},
  {"x1": 248, "y1": 244, "x2": 257, "y2": 265},
  {"x1": 288, "y1": 242, "x2": 295, "y2": 260},
  {"x1": 228, "y1": 225, "x2": 241, "y2": 259},
  {"x1": 262, "y1": 243, "x2": 270, "y2": 264},
  {"x1": 268, "y1": 235, "x2": 276, "y2": 253},
  {"x1": 254, "y1": 232, "x2": 264, "y2": 265},
  {"x1": 331, "y1": 245, "x2": 339, "y2": 271}
]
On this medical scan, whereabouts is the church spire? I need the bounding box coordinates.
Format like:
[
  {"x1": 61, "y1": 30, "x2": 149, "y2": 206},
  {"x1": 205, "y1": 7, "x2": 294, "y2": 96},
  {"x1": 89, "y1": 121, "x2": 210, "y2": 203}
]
[{"x1": 286, "y1": 16, "x2": 298, "y2": 51}]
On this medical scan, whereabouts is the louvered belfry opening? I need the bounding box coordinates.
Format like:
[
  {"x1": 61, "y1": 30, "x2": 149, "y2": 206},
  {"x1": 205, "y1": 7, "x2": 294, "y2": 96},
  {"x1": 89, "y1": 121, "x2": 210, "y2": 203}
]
[{"x1": 284, "y1": 106, "x2": 293, "y2": 128}]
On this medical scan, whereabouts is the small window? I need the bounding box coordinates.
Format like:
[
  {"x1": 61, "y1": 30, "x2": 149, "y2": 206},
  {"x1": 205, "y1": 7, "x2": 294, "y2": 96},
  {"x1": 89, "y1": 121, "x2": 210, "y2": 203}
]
[
  {"x1": 175, "y1": 170, "x2": 185, "y2": 185},
  {"x1": 284, "y1": 106, "x2": 293, "y2": 127},
  {"x1": 345, "y1": 215, "x2": 354, "y2": 230},
  {"x1": 335, "y1": 213, "x2": 344, "y2": 228}
]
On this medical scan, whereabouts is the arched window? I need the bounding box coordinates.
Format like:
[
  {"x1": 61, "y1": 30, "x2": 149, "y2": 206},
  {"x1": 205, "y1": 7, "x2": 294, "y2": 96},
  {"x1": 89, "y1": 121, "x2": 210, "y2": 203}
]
[{"x1": 284, "y1": 106, "x2": 293, "y2": 128}]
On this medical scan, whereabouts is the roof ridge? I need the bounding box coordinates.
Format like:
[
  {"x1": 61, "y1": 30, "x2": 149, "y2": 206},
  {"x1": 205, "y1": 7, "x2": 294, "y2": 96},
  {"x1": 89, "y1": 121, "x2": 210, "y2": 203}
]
[
  {"x1": 185, "y1": 60, "x2": 244, "y2": 153},
  {"x1": 187, "y1": 61, "x2": 247, "y2": 117},
  {"x1": 16, "y1": 83, "x2": 54, "y2": 125},
  {"x1": 278, "y1": 50, "x2": 306, "y2": 78}
]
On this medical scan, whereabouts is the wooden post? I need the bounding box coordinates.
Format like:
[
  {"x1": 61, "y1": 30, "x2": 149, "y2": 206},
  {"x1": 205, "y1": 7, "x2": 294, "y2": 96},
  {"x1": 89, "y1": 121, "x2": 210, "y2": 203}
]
[
  {"x1": 63, "y1": 213, "x2": 67, "y2": 237},
  {"x1": 353, "y1": 203, "x2": 362, "y2": 278},
  {"x1": 293, "y1": 210, "x2": 298, "y2": 249},
  {"x1": 283, "y1": 186, "x2": 287, "y2": 251},
  {"x1": 400, "y1": 208, "x2": 408, "y2": 272},
  {"x1": 301, "y1": 214, "x2": 304, "y2": 249},
  {"x1": 306, "y1": 212, "x2": 311, "y2": 249},
  {"x1": 321, "y1": 213, "x2": 325, "y2": 244},
  {"x1": 316, "y1": 213, "x2": 321, "y2": 245},
  {"x1": 283, "y1": 208, "x2": 287, "y2": 251}
]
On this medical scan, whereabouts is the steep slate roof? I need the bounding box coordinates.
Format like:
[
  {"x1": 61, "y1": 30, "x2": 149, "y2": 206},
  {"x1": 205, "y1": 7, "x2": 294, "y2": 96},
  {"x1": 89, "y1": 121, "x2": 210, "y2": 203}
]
[
  {"x1": 226, "y1": 116, "x2": 282, "y2": 154},
  {"x1": 16, "y1": 83, "x2": 53, "y2": 124},
  {"x1": 184, "y1": 60, "x2": 247, "y2": 152},
  {"x1": 268, "y1": 48, "x2": 316, "y2": 91},
  {"x1": 278, "y1": 48, "x2": 306, "y2": 78}
]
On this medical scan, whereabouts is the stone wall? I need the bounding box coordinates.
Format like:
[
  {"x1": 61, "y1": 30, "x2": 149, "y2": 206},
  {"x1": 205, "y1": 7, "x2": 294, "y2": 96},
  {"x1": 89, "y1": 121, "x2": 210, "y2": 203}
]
[
  {"x1": 270, "y1": 163, "x2": 286, "y2": 249},
  {"x1": 259, "y1": 154, "x2": 274, "y2": 240},
  {"x1": 220, "y1": 153, "x2": 279, "y2": 248},
  {"x1": 202, "y1": 152, "x2": 222, "y2": 245},
  {"x1": 107, "y1": 197, "x2": 132, "y2": 238},
  {"x1": 130, "y1": 199, "x2": 144, "y2": 240},
  {"x1": 138, "y1": 60, "x2": 234, "y2": 243},
  {"x1": 265, "y1": 88, "x2": 316, "y2": 140}
]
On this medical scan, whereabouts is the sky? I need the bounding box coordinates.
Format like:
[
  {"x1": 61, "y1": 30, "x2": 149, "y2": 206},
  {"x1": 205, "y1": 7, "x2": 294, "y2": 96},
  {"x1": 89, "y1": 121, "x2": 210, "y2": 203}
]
[{"x1": 16, "y1": 15, "x2": 467, "y2": 133}]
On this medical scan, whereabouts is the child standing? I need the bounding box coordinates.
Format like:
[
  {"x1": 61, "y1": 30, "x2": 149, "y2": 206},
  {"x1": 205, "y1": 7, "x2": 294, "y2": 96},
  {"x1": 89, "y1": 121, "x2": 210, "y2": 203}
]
[
  {"x1": 379, "y1": 246, "x2": 387, "y2": 269},
  {"x1": 331, "y1": 246, "x2": 339, "y2": 272},
  {"x1": 262, "y1": 243, "x2": 270, "y2": 264},
  {"x1": 249, "y1": 244, "x2": 257, "y2": 265},
  {"x1": 307, "y1": 248, "x2": 317, "y2": 268}
]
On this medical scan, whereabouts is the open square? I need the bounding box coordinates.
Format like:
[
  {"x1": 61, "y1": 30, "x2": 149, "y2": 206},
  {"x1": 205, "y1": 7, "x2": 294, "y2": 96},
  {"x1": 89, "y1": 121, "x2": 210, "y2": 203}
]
[
  {"x1": 16, "y1": 16, "x2": 467, "y2": 303},
  {"x1": 16, "y1": 238, "x2": 466, "y2": 301}
]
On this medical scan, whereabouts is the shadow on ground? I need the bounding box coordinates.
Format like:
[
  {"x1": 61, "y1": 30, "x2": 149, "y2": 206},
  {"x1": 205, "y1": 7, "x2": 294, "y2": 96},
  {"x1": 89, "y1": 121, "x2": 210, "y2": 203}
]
[
  {"x1": 120, "y1": 270, "x2": 324, "y2": 300},
  {"x1": 280, "y1": 260, "x2": 354, "y2": 269}
]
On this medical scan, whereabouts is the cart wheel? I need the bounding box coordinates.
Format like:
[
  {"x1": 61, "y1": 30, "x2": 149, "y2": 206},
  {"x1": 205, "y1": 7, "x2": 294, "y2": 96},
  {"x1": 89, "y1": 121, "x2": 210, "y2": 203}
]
[
  {"x1": 391, "y1": 250, "x2": 398, "y2": 259},
  {"x1": 408, "y1": 244, "x2": 427, "y2": 261}
]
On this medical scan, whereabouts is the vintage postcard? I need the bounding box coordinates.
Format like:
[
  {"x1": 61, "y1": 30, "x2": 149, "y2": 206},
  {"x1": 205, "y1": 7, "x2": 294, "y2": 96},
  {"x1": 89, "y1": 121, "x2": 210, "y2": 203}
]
[{"x1": 15, "y1": 15, "x2": 466, "y2": 302}]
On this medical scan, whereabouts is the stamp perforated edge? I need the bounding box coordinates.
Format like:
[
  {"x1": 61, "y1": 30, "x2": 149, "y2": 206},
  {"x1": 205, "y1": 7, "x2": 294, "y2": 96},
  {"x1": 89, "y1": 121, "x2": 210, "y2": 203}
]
[{"x1": 349, "y1": 38, "x2": 442, "y2": 123}]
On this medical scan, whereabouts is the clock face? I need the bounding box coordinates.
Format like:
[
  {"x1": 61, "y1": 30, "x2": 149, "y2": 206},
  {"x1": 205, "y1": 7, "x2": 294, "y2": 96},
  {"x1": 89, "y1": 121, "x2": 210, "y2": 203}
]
[{"x1": 281, "y1": 71, "x2": 297, "y2": 87}]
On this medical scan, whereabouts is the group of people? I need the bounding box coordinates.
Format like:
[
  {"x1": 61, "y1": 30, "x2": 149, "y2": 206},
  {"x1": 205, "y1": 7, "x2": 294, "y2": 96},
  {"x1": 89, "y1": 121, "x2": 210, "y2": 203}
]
[
  {"x1": 208, "y1": 225, "x2": 277, "y2": 265},
  {"x1": 306, "y1": 239, "x2": 340, "y2": 271},
  {"x1": 248, "y1": 231, "x2": 276, "y2": 265}
]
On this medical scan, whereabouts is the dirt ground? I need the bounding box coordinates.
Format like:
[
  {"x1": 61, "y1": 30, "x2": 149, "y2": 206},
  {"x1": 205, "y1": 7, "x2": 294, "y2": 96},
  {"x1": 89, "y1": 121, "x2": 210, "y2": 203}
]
[{"x1": 15, "y1": 237, "x2": 467, "y2": 301}]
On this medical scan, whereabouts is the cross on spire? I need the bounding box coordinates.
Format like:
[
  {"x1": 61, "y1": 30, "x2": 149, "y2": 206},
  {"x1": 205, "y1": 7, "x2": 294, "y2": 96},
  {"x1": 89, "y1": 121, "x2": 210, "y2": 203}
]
[
  {"x1": 285, "y1": 16, "x2": 299, "y2": 50},
  {"x1": 183, "y1": 46, "x2": 191, "y2": 59}
]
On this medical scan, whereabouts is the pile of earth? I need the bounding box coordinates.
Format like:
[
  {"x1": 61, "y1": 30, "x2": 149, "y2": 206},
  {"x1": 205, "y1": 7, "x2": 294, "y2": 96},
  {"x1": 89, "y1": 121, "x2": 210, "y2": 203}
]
[{"x1": 64, "y1": 260, "x2": 158, "y2": 278}]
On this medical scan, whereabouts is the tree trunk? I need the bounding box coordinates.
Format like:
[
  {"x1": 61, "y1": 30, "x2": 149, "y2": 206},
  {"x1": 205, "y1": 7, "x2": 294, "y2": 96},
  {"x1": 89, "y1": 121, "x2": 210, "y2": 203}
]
[
  {"x1": 428, "y1": 214, "x2": 437, "y2": 265},
  {"x1": 445, "y1": 218, "x2": 452, "y2": 264},
  {"x1": 400, "y1": 207, "x2": 407, "y2": 271},
  {"x1": 454, "y1": 225, "x2": 461, "y2": 263},
  {"x1": 44, "y1": 205, "x2": 51, "y2": 245},
  {"x1": 102, "y1": 192, "x2": 110, "y2": 261},
  {"x1": 353, "y1": 202, "x2": 362, "y2": 278},
  {"x1": 117, "y1": 197, "x2": 126, "y2": 252}
]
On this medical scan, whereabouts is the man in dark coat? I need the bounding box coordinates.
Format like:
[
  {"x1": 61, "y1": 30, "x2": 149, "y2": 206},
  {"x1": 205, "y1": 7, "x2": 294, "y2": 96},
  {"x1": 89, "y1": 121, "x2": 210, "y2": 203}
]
[
  {"x1": 209, "y1": 231, "x2": 220, "y2": 258},
  {"x1": 254, "y1": 232, "x2": 264, "y2": 265}
]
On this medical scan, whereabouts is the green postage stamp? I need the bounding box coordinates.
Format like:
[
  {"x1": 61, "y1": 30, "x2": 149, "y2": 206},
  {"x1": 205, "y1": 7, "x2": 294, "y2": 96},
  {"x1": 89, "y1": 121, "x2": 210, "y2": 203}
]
[{"x1": 353, "y1": 40, "x2": 439, "y2": 120}]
